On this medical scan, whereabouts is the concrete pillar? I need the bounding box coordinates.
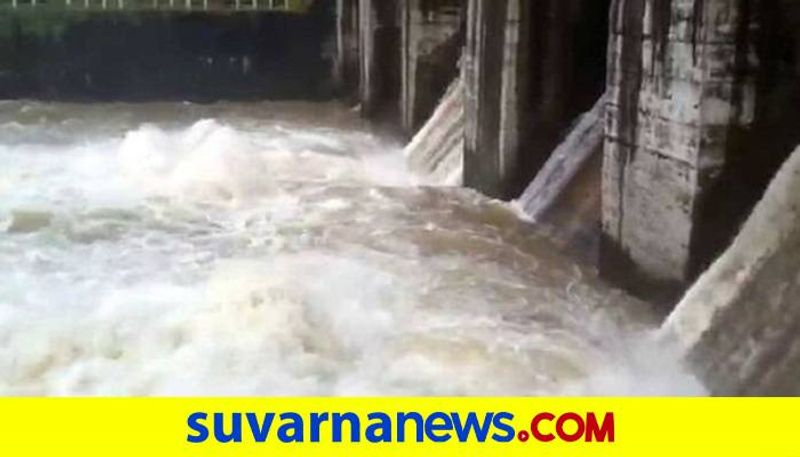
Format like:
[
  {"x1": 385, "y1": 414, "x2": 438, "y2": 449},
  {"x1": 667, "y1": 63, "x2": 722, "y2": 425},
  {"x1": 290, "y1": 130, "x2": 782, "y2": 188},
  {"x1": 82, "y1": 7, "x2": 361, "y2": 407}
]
[
  {"x1": 333, "y1": 0, "x2": 360, "y2": 100},
  {"x1": 601, "y1": 0, "x2": 760, "y2": 302},
  {"x1": 497, "y1": 0, "x2": 530, "y2": 195},
  {"x1": 400, "y1": 0, "x2": 465, "y2": 135},
  {"x1": 463, "y1": 0, "x2": 518, "y2": 199},
  {"x1": 358, "y1": 0, "x2": 401, "y2": 117}
]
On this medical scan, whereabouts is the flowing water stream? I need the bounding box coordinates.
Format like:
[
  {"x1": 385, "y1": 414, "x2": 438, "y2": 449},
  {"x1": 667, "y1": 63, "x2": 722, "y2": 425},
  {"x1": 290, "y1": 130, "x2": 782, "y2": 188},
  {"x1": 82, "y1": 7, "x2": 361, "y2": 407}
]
[{"x1": 0, "y1": 100, "x2": 703, "y2": 396}]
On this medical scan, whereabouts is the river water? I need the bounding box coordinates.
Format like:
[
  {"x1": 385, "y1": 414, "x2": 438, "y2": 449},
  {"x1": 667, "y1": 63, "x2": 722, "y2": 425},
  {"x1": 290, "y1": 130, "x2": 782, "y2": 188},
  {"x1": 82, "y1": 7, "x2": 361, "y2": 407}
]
[{"x1": 0, "y1": 100, "x2": 703, "y2": 396}]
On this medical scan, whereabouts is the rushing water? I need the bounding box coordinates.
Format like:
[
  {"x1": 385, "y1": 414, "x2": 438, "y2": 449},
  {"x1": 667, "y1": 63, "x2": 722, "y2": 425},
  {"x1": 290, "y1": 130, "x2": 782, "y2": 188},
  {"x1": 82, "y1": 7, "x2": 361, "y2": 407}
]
[{"x1": 0, "y1": 100, "x2": 703, "y2": 396}]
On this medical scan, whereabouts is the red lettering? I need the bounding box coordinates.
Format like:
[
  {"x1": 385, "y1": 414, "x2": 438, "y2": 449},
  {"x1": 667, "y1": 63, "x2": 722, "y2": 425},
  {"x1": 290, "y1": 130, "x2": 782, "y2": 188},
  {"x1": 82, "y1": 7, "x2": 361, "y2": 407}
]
[
  {"x1": 585, "y1": 412, "x2": 615, "y2": 443},
  {"x1": 530, "y1": 413, "x2": 555, "y2": 442},
  {"x1": 530, "y1": 412, "x2": 615, "y2": 443},
  {"x1": 555, "y1": 413, "x2": 585, "y2": 442}
]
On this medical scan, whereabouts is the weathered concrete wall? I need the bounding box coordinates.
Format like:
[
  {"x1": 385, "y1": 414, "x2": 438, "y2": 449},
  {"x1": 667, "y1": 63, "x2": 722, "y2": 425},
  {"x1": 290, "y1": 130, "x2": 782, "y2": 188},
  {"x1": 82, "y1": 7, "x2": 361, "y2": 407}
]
[
  {"x1": 519, "y1": 94, "x2": 606, "y2": 222},
  {"x1": 400, "y1": 0, "x2": 464, "y2": 135},
  {"x1": 357, "y1": 0, "x2": 401, "y2": 117},
  {"x1": 405, "y1": 77, "x2": 464, "y2": 184},
  {"x1": 601, "y1": 0, "x2": 753, "y2": 302},
  {"x1": 463, "y1": 0, "x2": 609, "y2": 200},
  {"x1": 337, "y1": 0, "x2": 465, "y2": 130},
  {"x1": 462, "y1": 0, "x2": 510, "y2": 198},
  {"x1": 333, "y1": 0, "x2": 360, "y2": 100},
  {"x1": 517, "y1": 94, "x2": 606, "y2": 263},
  {"x1": 663, "y1": 144, "x2": 800, "y2": 395},
  {"x1": 601, "y1": 0, "x2": 800, "y2": 305},
  {"x1": 534, "y1": 150, "x2": 604, "y2": 266}
]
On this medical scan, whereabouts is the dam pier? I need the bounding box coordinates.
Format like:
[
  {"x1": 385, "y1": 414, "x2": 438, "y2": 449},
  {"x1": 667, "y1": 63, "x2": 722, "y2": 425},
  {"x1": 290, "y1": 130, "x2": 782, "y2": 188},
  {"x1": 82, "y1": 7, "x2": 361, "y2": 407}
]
[
  {"x1": 336, "y1": 0, "x2": 800, "y2": 296},
  {"x1": 335, "y1": 0, "x2": 800, "y2": 394}
]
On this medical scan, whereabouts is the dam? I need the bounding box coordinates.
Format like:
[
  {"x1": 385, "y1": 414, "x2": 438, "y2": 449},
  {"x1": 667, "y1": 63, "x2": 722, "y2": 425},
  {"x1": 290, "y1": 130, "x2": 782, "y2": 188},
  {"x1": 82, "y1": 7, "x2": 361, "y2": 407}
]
[
  {"x1": 0, "y1": 0, "x2": 799, "y2": 396},
  {"x1": 0, "y1": 0, "x2": 312, "y2": 12}
]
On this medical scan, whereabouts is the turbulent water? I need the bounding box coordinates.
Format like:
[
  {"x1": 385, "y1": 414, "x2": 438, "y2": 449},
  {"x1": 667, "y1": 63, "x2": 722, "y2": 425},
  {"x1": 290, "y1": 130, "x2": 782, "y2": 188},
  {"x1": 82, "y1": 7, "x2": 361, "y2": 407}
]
[{"x1": 0, "y1": 100, "x2": 703, "y2": 396}]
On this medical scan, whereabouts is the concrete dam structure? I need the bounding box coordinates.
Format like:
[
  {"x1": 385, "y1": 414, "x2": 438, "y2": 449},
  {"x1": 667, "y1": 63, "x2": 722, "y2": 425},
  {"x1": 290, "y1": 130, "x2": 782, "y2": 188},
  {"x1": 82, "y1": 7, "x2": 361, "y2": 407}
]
[
  {"x1": 333, "y1": 0, "x2": 800, "y2": 395},
  {"x1": 1, "y1": 0, "x2": 799, "y2": 396}
]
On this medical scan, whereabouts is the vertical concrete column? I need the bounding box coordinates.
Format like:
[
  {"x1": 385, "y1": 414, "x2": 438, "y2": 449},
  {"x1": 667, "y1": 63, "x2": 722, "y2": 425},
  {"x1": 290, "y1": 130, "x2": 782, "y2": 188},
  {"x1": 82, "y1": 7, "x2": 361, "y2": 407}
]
[
  {"x1": 359, "y1": 0, "x2": 378, "y2": 113},
  {"x1": 601, "y1": 0, "x2": 759, "y2": 301},
  {"x1": 358, "y1": 0, "x2": 400, "y2": 117},
  {"x1": 497, "y1": 0, "x2": 530, "y2": 193},
  {"x1": 401, "y1": 0, "x2": 423, "y2": 133},
  {"x1": 334, "y1": 0, "x2": 360, "y2": 100},
  {"x1": 400, "y1": 0, "x2": 465, "y2": 135},
  {"x1": 464, "y1": 0, "x2": 531, "y2": 199}
]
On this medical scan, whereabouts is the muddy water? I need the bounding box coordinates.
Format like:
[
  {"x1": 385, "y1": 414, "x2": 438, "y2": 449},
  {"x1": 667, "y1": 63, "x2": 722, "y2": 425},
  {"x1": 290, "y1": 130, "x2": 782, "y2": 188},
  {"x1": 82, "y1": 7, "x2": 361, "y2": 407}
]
[{"x1": 0, "y1": 100, "x2": 702, "y2": 396}]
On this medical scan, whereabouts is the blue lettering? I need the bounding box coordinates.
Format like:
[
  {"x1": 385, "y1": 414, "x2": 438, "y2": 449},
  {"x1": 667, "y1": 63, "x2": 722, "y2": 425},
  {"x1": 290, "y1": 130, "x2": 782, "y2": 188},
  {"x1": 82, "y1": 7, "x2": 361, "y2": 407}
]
[
  {"x1": 397, "y1": 412, "x2": 425, "y2": 443},
  {"x1": 365, "y1": 413, "x2": 392, "y2": 443},
  {"x1": 214, "y1": 413, "x2": 242, "y2": 443},
  {"x1": 187, "y1": 412, "x2": 209, "y2": 444},
  {"x1": 452, "y1": 412, "x2": 493, "y2": 442},
  {"x1": 332, "y1": 412, "x2": 361, "y2": 443},
  {"x1": 277, "y1": 413, "x2": 305, "y2": 443},
  {"x1": 491, "y1": 412, "x2": 516, "y2": 442},
  {"x1": 310, "y1": 413, "x2": 330, "y2": 442},
  {"x1": 246, "y1": 413, "x2": 275, "y2": 443},
  {"x1": 424, "y1": 412, "x2": 453, "y2": 443}
]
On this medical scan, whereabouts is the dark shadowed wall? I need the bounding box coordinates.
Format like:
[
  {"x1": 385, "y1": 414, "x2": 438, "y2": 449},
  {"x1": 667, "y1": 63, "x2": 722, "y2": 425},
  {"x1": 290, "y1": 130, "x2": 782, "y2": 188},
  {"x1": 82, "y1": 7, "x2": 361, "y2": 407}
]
[{"x1": 0, "y1": 7, "x2": 335, "y2": 101}]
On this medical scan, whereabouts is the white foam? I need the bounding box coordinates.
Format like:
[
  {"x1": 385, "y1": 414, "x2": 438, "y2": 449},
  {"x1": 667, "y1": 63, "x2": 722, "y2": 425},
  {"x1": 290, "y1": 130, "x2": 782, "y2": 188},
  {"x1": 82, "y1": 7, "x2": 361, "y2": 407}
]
[{"x1": 0, "y1": 102, "x2": 702, "y2": 396}]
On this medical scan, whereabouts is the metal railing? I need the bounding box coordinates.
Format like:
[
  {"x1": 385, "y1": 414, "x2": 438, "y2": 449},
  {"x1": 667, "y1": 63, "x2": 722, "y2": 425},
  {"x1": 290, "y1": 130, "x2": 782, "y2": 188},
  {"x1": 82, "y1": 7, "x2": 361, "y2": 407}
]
[{"x1": 0, "y1": 0, "x2": 310, "y2": 13}]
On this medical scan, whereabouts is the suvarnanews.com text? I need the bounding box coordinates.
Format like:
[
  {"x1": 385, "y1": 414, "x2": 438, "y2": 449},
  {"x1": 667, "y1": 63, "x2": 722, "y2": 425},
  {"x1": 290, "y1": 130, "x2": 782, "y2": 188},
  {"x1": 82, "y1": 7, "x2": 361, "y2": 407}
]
[{"x1": 187, "y1": 410, "x2": 615, "y2": 444}]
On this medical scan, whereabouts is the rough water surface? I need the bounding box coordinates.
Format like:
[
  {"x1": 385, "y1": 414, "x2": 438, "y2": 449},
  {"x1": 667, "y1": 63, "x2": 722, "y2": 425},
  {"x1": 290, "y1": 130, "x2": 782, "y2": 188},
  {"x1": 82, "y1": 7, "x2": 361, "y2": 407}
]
[{"x1": 0, "y1": 100, "x2": 703, "y2": 396}]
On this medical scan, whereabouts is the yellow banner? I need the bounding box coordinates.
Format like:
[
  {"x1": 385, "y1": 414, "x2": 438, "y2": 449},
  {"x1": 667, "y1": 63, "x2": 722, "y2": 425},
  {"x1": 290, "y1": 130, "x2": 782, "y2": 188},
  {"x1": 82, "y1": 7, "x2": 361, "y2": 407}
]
[{"x1": 1, "y1": 398, "x2": 798, "y2": 456}]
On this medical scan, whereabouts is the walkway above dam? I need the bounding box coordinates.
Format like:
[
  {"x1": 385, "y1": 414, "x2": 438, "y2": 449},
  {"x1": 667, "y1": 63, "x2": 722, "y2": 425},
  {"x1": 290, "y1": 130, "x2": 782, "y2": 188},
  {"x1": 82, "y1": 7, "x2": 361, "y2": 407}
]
[{"x1": 0, "y1": 0, "x2": 312, "y2": 13}]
